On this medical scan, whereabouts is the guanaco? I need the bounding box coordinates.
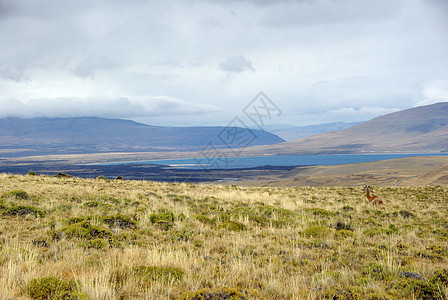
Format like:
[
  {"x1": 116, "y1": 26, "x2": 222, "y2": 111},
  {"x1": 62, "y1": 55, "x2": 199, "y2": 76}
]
[{"x1": 364, "y1": 185, "x2": 383, "y2": 205}]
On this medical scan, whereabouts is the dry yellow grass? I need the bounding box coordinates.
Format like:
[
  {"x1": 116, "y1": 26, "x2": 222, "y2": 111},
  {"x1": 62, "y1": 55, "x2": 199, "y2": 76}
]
[{"x1": 0, "y1": 173, "x2": 447, "y2": 299}]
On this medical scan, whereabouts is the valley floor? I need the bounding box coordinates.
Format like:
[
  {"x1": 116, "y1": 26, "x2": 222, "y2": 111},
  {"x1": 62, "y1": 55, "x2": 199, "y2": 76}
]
[{"x1": 0, "y1": 174, "x2": 447, "y2": 299}]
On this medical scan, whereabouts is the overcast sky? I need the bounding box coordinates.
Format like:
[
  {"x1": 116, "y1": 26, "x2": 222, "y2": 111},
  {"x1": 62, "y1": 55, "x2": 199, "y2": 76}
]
[{"x1": 0, "y1": 0, "x2": 447, "y2": 127}]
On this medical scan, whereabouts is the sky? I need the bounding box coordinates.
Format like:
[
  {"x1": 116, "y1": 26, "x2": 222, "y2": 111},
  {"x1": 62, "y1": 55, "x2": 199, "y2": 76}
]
[{"x1": 0, "y1": 0, "x2": 447, "y2": 127}]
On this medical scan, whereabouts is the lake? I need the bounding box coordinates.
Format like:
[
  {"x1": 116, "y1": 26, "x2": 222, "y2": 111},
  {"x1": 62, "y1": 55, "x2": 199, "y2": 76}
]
[{"x1": 98, "y1": 153, "x2": 448, "y2": 170}]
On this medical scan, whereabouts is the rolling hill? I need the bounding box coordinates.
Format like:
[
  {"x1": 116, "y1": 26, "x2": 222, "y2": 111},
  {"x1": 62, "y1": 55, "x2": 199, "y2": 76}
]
[
  {"x1": 244, "y1": 102, "x2": 448, "y2": 155},
  {"x1": 269, "y1": 121, "x2": 361, "y2": 141},
  {"x1": 0, "y1": 117, "x2": 285, "y2": 157}
]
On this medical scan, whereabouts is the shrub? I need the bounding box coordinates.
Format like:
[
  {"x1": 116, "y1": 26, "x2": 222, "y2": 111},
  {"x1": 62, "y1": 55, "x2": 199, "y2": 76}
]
[
  {"x1": 62, "y1": 221, "x2": 112, "y2": 240},
  {"x1": 430, "y1": 269, "x2": 448, "y2": 285},
  {"x1": 218, "y1": 221, "x2": 247, "y2": 232},
  {"x1": 179, "y1": 287, "x2": 261, "y2": 300},
  {"x1": 149, "y1": 210, "x2": 174, "y2": 224},
  {"x1": 132, "y1": 265, "x2": 184, "y2": 283},
  {"x1": 155, "y1": 221, "x2": 174, "y2": 231},
  {"x1": 307, "y1": 208, "x2": 334, "y2": 217},
  {"x1": 26, "y1": 277, "x2": 84, "y2": 300},
  {"x1": 3, "y1": 190, "x2": 29, "y2": 200},
  {"x1": 55, "y1": 173, "x2": 72, "y2": 178},
  {"x1": 193, "y1": 214, "x2": 215, "y2": 226},
  {"x1": 362, "y1": 263, "x2": 389, "y2": 280},
  {"x1": 4, "y1": 205, "x2": 45, "y2": 218},
  {"x1": 96, "y1": 175, "x2": 107, "y2": 180},
  {"x1": 391, "y1": 278, "x2": 442, "y2": 299},
  {"x1": 332, "y1": 221, "x2": 353, "y2": 231},
  {"x1": 27, "y1": 170, "x2": 38, "y2": 176},
  {"x1": 301, "y1": 225, "x2": 334, "y2": 238},
  {"x1": 80, "y1": 238, "x2": 108, "y2": 250},
  {"x1": 335, "y1": 229, "x2": 355, "y2": 239},
  {"x1": 67, "y1": 216, "x2": 92, "y2": 224},
  {"x1": 103, "y1": 215, "x2": 137, "y2": 229}
]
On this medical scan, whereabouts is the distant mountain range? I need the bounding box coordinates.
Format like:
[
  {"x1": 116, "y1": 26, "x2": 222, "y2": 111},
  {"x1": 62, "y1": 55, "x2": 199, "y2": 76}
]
[
  {"x1": 268, "y1": 121, "x2": 361, "y2": 141},
  {"x1": 0, "y1": 117, "x2": 284, "y2": 157},
  {"x1": 245, "y1": 102, "x2": 448, "y2": 155}
]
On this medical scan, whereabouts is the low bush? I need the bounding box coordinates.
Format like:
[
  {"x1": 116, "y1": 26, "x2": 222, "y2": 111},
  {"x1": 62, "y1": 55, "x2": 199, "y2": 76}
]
[
  {"x1": 62, "y1": 221, "x2": 113, "y2": 240},
  {"x1": 103, "y1": 215, "x2": 137, "y2": 229},
  {"x1": 179, "y1": 287, "x2": 261, "y2": 300},
  {"x1": 4, "y1": 205, "x2": 45, "y2": 218},
  {"x1": 3, "y1": 190, "x2": 29, "y2": 200},
  {"x1": 218, "y1": 220, "x2": 247, "y2": 232},
  {"x1": 26, "y1": 277, "x2": 85, "y2": 300},
  {"x1": 301, "y1": 225, "x2": 334, "y2": 238},
  {"x1": 149, "y1": 210, "x2": 175, "y2": 223}
]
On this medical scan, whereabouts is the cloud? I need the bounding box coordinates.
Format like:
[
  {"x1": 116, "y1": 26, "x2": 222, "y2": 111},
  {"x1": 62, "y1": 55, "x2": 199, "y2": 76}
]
[
  {"x1": 0, "y1": 0, "x2": 446, "y2": 126},
  {"x1": 415, "y1": 80, "x2": 448, "y2": 106},
  {"x1": 259, "y1": 0, "x2": 402, "y2": 27},
  {"x1": 219, "y1": 56, "x2": 255, "y2": 73},
  {"x1": 0, "y1": 96, "x2": 223, "y2": 119}
]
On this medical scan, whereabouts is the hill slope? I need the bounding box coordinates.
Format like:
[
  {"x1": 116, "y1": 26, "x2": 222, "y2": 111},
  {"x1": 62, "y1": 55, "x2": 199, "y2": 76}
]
[
  {"x1": 245, "y1": 102, "x2": 448, "y2": 155},
  {"x1": 270, "y1": 121, "x2": 361, "y2": 141},
  {"x1": 0, "y1": 117, "x2": 284, "y2": 156}
]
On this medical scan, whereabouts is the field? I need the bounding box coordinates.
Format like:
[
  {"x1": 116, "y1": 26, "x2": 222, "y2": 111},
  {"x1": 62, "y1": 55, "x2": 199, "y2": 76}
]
[{"x1": 0, "y1": 173, "x2": 447, "y2": 299}]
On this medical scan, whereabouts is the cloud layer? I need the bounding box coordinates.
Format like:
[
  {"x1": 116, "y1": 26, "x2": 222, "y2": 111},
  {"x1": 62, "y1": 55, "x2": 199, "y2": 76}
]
[{"x1": 0, "y1": 0, "x2": 447, "y2": 126}]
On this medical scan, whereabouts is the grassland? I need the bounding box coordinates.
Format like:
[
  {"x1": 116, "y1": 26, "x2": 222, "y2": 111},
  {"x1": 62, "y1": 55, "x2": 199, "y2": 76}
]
[
  {"x1": 235, "y1": 156, "x2": 448, "y2": 188},
  {"x1": 0, "y1": 173, "x2": 447, "y2": 299}
]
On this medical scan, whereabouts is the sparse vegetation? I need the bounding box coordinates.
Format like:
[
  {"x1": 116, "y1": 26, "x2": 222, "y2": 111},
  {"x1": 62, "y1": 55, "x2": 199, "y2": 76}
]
[{"x1": 0, "y1": 173, "x2": 447, "y2": 299}]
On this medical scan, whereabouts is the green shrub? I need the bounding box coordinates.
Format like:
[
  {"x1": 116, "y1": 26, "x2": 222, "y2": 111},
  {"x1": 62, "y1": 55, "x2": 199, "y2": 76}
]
[
  {"x1": 155, "y1": 221, "x2": 174, "y2": 231},
  {"x1": 362, "y1": 263, "x2": 389, "y2": 280},
  {"x1": 26, "y1": 277, "x2": 84, "y2": 300},
  {"x1": 62, "y1": 221, "x2": 112, "y2": 240},
  {"x1": 102, "y1": 215, "x2": 137, "y2": 229},
  {"x1": 218, "y1": 220, "x2": 247, "y2": 232},
  {"x1": 149, "y1": 210, "x2": 174, "y2": 223},
  {"x1": 301, "y1": 225, "x2": 334, "y2": 238},
  {"x1": 391, "y1": 278, "x2": 442, "y2": 299},
  {"x1": 307, "y1": 208, "x2": 334, "y2": 217},
  {"x1": 335, "y1": 229, "x2": 355, "y2": 239},
  {"x1": 67, "y1": 216, "x2": 92, "y2": 224},
  {"x1": 132, "y1": 265, "x2": 184, "y2": 283},
  {"x1": 27, "y1": 171, "x2": 38, "y2": 176},
  {"x1": 179, "y1": 287, "x2": 261, "y2": 300},
  {"x1": 96, "y1": 175, "x2": 107, "y2": 180},
  {"x1": 332, "y1": 221, "x2": 353, "y2": 231},
  {"x1": 4, "y1": 205, "x2": 45, "y2": 218},
  {"x1": 193, "y1": 214, "x2": 215, "y2": 226},
  {"x1": 430, "y1": 269, "x2": 448, "y2": 285},
  {"x1": 3, "y1": 190, "x2": 29, "y2": 200},
  {"x1": 80, "y1": 238, "x2": 108, "y2": 250}
]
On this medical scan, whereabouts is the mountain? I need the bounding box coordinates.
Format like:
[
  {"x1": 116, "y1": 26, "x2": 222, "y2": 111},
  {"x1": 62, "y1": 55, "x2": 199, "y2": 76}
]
[
  {"x1": 244, "y1": 102, "x2": 448, "y2": 155},
  {"x1": 0, "y1": 117, "x2": 285, "y2": 157},
  {"x1": 269, "y1": 121, "x2": 361, "y2": 141}
]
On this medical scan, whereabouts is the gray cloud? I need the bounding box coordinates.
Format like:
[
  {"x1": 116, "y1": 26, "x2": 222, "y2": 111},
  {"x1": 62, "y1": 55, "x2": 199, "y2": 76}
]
[
  {"x1": 219, "y1": 56, "x2": 255, "y2": 73},
  {"x1": 0, "y1": 96, "x2": 222, "y2": 119},
  {"x1": 0, "y1": 0, "x2": 446, "y2": 126}
]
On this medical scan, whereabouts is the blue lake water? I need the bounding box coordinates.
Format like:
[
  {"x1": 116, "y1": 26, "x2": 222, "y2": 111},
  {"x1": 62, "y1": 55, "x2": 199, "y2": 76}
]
[{"x1": 99, "y1": 153, "x2": 448, "y2": 170}]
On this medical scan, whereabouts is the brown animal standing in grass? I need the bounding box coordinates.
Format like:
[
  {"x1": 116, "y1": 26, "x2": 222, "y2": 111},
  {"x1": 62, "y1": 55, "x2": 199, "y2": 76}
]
[{"x1": 364, "y1": 185, "x2": 383, "y2": 205}]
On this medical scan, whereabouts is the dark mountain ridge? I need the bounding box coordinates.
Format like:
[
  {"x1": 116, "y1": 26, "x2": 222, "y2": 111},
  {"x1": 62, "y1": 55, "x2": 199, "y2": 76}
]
[
  {"x1": 243, "y1": 102, "x2": 448, "y2": 155},
  {"x1": 0, "y1": 117, "x2": 285, "y2": 156}
]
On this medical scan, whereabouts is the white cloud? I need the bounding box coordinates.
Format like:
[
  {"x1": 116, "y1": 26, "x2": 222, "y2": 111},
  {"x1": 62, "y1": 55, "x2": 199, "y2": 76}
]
[
  {"x1": 0, "y1": 96, "x2": 223, "y2": 119},
  {"x1": 415, "y1": 80, "x2": 448, "y2": 106},
  {"x1": 219, "y1": 56, "x2": 255, "y2": 73},
  {"x1": 0, "y1": 0, "x2": 446, "y2": 125}
]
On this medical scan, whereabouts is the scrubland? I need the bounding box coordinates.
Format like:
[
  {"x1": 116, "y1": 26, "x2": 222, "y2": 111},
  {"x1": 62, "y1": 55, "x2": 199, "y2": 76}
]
[{"x1": 0, "y1": 173, "x2": 447, "y2": 299}]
